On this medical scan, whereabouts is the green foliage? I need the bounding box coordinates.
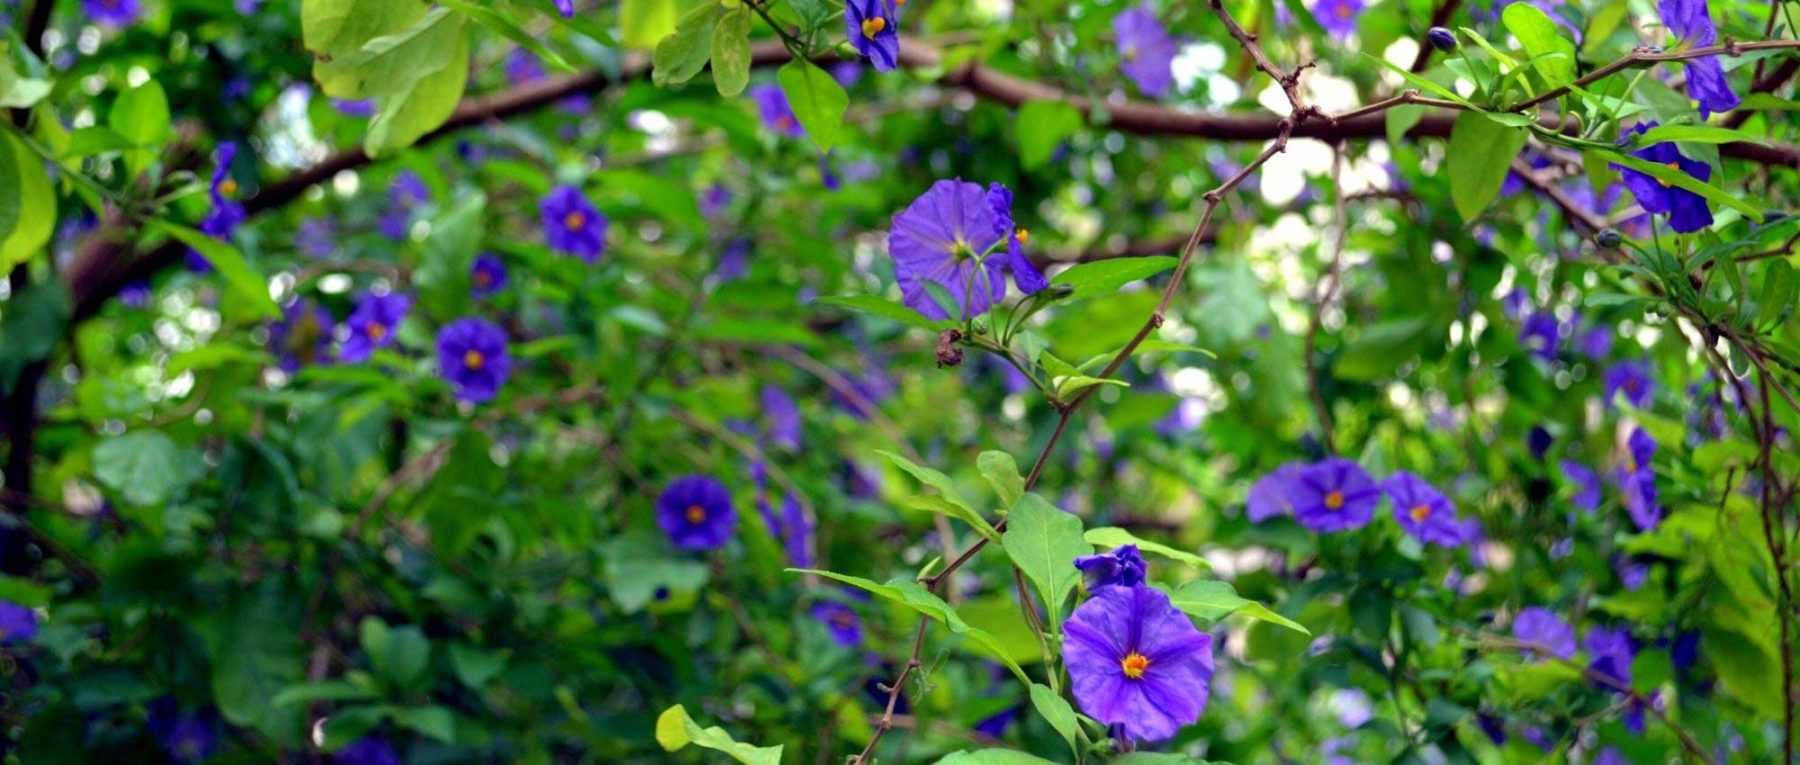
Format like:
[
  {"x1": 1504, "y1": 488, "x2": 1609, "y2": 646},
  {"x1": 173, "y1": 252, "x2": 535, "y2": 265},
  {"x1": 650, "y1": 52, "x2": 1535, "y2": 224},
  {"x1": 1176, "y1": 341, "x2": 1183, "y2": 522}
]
[{"x1": 1446, "y1": 111, "x2": 1527, "y2": 221}]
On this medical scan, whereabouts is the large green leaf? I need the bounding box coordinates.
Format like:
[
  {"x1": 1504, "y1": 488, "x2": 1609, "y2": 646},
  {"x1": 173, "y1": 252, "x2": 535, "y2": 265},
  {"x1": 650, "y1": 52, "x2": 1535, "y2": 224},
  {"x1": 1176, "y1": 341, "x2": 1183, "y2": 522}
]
[
  {"x1": 1000, "y1": 494, "x2": 1090, "y2": 625},
  {"x1": 93, "y1": 429, "x2": 195, "y2": 507},
  {"x1": 1084, "y1": 527, "x2": 1208, "y2": 570},
  {"x1": 1447, "y1": 110, "x2": 1527, "y2": 222},
  {"x1": 1502, "y1": 3, "x2": 1576, "y2": 88},
  {"x1": 365, "y1": 27, "x2": 469, "y2": 156},
  {"x1": 0, "y1": 130, "x2": 53, "y2": 270},
  {"x1": 210, "y1": 581, "x2": 304, "y2": 744},
  {"x1": 651, "y1": 3, "x2": 723, "y2": 87},
  {"x1": 777, "y1": 61, "x2": 848, "y2": 150},
  {"x1": 656, "y1": 705, "x2": 784, "y2": 765}
]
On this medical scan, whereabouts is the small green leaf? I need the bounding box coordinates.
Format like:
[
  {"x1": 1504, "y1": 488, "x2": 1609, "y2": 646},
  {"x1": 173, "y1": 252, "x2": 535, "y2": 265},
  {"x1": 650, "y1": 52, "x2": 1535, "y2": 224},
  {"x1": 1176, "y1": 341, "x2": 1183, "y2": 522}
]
[
  {"x1": 1000, "y1": 494, "x2": 1090, "y2": 625},
  {"x1": 1016, "y1": 100, "x2": 1082, "y2": 169},
  {"x1": 438, "y1": 0, "x2": 574, "y2": 71},
  {"x1": 1362, "y1": 53, "x2": 1471, "y2": 105},
  {"x1": 108, "y1": 79, "x2": 171, "y2": 175},
  {"x1": 621, "y1": 0, "x2": 680, "y2": 50},
  {"x1": 1049, "y1": 256, "x2": 1176, "y2": 302},
  {"x1": 1166, "y1": 579, "x2": 1309, "y2": 635},
  {"x1": 976, "y1": 451, "x2": 1025, "y2": 509},
  {"x1": 876, "y1": 450, "x2": 998, "y2": 540},
  {"x1": 1053, "y1": 374, "x2": 1128, "y2": 398},
  {"x1": 1503, "y1": 3, "x2": 1577, "y2": 87},
  {"x1": 651, "y1": 3, "x2": 721, "y2": 87},
  {"x1": 654, "y1": 704, "x2": 783, "y2": 765},
  {"x1": 150, "y1": 221, "x2": 280, "y2": 320},
  {"x1": 1634, "y1": 123, "x2": 1759, "y2": 146},
  {"x1": 94, "y1": 429, "x2": 195, "y2": 507},
  {"x1": 1083, "y1": 527, "x2": 1208, "y2": 570},
  {"x1": 1027, "y1": 683, "x2": 1079, "y2": 759},
  {"x1": 777, "y1": 60, "x2": 848, "y2": 150},
  {"x1": 1447, "y1": 111, "x2": 1527, "y2": 221},
  {"x1": 709, "y1": 7, "x2": 751, "y2": 96}
]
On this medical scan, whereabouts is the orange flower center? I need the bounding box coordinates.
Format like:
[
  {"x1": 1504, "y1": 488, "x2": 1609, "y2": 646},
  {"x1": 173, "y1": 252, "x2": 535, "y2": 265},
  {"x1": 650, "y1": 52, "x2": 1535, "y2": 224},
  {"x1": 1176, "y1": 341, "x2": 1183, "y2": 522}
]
[
  {"x1": 1336, "y1": 3, "x2": 1353, "y2": 18},
  {"x1": 219, "y1": 178, "x2": 238, "y2": 196},
  {"x1": 777, "y1": 115, "x2": 796, "y2": 131},
  {"x1": 474, "y1": 270, "x2": 491, "y2": 286},
  {"x1": 861, "y1": 16, "x2": 886, "y2": 39},
  {"x1": 1409, "y1": 503, "x2": 1432, "y2": 523},
  {"x1": 1657, "y1": 161, "x2": 1679, "y2": 188},
  {"x1": 1120, "y1": 651, "x2": 1150, "y2": 679},
  {"x1": 685, "y1": 504, "x2": 707, "y2": 524},
  {"x1": 464, "y1": 349, "x2": 485, "y2": 370},
  {"x1": 1325, "y1": 490, "x2": 1345, "y2": 510},
  {"x1": 1016, "y1": 228, "x2": 1030, "y2": 244},
  {"x1": 564, "y1": 211, "x2": 586, "y2": 231},
  {"x1": 366, "y1": 321, "x2": 386, "y2": 341}
]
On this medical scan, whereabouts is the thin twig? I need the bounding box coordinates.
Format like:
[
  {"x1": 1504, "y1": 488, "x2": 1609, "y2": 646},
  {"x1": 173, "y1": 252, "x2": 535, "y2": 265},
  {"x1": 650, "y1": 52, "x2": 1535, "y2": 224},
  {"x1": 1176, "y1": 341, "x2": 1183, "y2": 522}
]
[{"x1": 1302, "y1": 148, "x2": 1350, "y2": 454}]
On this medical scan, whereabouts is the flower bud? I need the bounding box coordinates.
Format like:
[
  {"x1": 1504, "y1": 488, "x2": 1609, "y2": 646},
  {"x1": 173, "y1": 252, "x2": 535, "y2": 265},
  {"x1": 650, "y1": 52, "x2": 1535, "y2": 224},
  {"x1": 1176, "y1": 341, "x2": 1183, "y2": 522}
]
[
  {"x1": 1595, "y1": 229, "x2": 1622, "y2": 248},
  {"x1": 1427, "y1": 27, "x2": 1457, "y2": 52}
]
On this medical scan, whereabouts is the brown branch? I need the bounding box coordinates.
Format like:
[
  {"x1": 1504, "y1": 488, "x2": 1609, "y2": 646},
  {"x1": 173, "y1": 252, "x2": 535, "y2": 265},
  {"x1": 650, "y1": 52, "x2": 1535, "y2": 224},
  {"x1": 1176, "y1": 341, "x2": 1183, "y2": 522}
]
[
  {"x1": 1726, "y1": 56, "x2": 1800, "y2": 129},
  {"x1": 1303, "y1": 148, "x2": 1349, "y2": 455},
  {"x1": 1407, "y1": 0, "x2": 1464, "y2": 73}
]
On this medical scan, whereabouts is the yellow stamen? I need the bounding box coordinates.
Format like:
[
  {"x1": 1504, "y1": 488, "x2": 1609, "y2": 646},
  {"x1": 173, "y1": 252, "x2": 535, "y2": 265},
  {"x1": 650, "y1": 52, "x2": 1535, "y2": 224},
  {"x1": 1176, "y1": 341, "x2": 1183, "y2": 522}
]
[
  {"x1": 474, "y1": 271, "x2": 491, "y2": 286},
  {"x1": 464, "y1": 349, "x2": 485, "y2": 370},
  {"x1": 219, "y1": 178, "x2": 238, "y2": 196},
  {"x1": 1016, "y1": 228, "x2": 1030, "y2": 244},
  {"x1": 1409, "y1": 504, "x2": 1432, "y2": 523},
  {"x1": 1325, "y1": 490, "x2": 1345, "y2": 510},
  {"x1": 861, "y1": 16, "x2": 886, "y2": 39},
  {"x1": 1658, "y1": 161, "x2": 1679, "y2": 187},
  {"x1": 1120, "y1": 651, "x2": 1150, "y2": 679},
  {"x1": 564, "y1": 211, "x2": 586, "y2": 231},
  {"x1": 685, "y1": 504, "x2": 707, "y2": 524},
  {"x1": 366, "y1": 322, "x2": 386, "y2": 341},
  {"x1": 1336, "y1": 2, "x2": 1352, "y2": 17}
]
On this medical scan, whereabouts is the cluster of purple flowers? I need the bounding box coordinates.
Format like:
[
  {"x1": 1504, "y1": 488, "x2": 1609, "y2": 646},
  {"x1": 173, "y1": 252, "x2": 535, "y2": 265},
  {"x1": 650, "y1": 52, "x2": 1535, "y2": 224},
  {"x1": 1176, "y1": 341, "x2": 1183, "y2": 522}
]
[
  {"x1": 886, "y1": 180, "x2": 1047, "y2": 320},
  {"x1": 1249, "y1": 459, "x2": 1481, "y2": 547},
  {"x1": 1512, "y1": 609, "x2": 1655, "y2": 732}
]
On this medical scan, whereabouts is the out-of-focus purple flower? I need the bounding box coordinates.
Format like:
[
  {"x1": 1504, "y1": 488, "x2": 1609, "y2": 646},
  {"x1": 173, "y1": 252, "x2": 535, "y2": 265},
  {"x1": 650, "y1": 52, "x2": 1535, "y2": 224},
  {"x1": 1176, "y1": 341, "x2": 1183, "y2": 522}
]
[
  {"x1": 191, "y1": 142, "x2": 247, "y2": 272},
  {"x1": 750, "y1": 84, "x2": 805, "y2": 138},
  {"x1": 1604, "y1": 360, "x2": 1655, "y2": 408},
  {"x1": 1063, "y1": 585, "x2": 1214, "y2": 743},
  {"x1": 120, "y1": 280, "x2": 152, "y2": 309},
  {"x1": 1512, "y1": 607, "x2": 1576, "y2": 659},
  {"x1": 1476, "y1": 712, "x2": 1507, "y2": 745},
  {"x1": 553, "y1": 0, "x2": 574, "y2": 17},
  {"x1": 1321, "y1": 737, "x2": 1354, "y2": 765},
  {"x1": 1074, "y1": 544, "x2": 1147, "y2": 589},
  {"x1": 974, "y1": 706, "x2": 1019, "y2": 738},
  {"x1": 1330, "y1": 688, "x2": 1373, "y2": 728},
  {"x1": 505, "y1": 48, "x2": 546, "y2": 85},
  {"x1": 541, "y1": 185, "x2": 606, "y2": 262},
  {"x1": 334, "y1": 736, "x2": 401, "y2": 765},
  {"x1": 472, "y1": 253, "x2": 507, "y2": 297},
  {"x1": 887, "y1": 180, "x2": 1043, "y2": 320},
  {"x1": 715, "y1": 238, "x2": 752, "y2": 282},
  {"x1": 1616, "y1": 122, "x2": 1713, "y2": 233},
  {"x1": 1311, "y1": 0, "x2": 1364, "y2": 37},
  {"x1": 1502, "y1": 288, "x2": 1530, "y2": 320},
  {"x1": 333, "y1": 99, "x2": 376, "y2": 118},
  {"x1": 657, "y1": 475, "x2": 737, "y2": 551},
  {"x1": 831, "y1": 60, "x2": 864, "y2": 88},
  {"x1": 1384, "y1": 471, "x2": 1465, "y2": 547},
  {"x1": 845, "y1": 0, "x2": 900, "y2": 71},
  {"x1": 844, "y1": 459, "x2": 881, "y2": 499},
  {"x1": 1289, "y1": 458, "x2": 1380, "y2": 532},
  {"x1": 762, "y1": 384, "x2": 802, "y2": 450},
  {"x1": 85, "y1": 0, "x2": 141, "y2": 25},
  {"x1": 340, "y1": 292, "x2": 410, "y2": 363},
  {"x1": 377, "y1": 171, "x2": 431, "y2": 240},
  {"x1": 1622, "y1": 469, "x2": 1661, "y2": 531},
  {"x1": 1578, "y1": 324, "x2": 1614, "y2": 360},
  {"x1": 297, "y1": 217, "x2": 336, "y2": 259},
  {"x1": 699, "y1": 184, "x2": 732, "y2": 218},
  {"x1": 1527, "y1": 426, "x2": 1553, "y2": 461},
  {"x1": 1549, "y1": 537, "x2": 1573, "y2": 560},
  {"x1": 0, "y1": 600, "x2": 38, "y2": 644},
  {"x1": 1659, "y1": 0, "x2": 1739, "y2": 117},
  {"x1": 148, "y1": 698, "x2": 220, "y2": 764},
  {"x1": 1623, "y1": 426, "x2": 1657, "y2": 474},
  {"x1": 1593, "y1": 747, "x2": 1628, "y2": 765},
  {"x1": 1561, "y1": 460, "x2": 1602, "y2": 511},
  {"x1": 1113, "y1": 5, "x2": 1179, "y2": 98},
  {"x1": 1522, "y1": 726, "x2": 1553, "y2": 751},
  {"x1": 810, "y1": 601, "x2": 862, "y2": 646},
  {"x1": 435, "y1": 317, "x2": 511, "y2": 403},
  {"x1": 1672, "y1": 631, "x2": 1701, "y2": 671},
  {"x1": 1586, "y1": 626, "x2": 1634, "y2": 686},
  {"x1": 1617, "y1": 556, "x2": 1649, "y2": 590},
  {"x1": 820, "y1": 153, "x2": 842, "y2": 191},
  {"x1": 1519, "y1": 310, "x2": 1560, "y2": 361},
  {"x1": 269, "y1": 299, "x2": 336, "y2": 373}
]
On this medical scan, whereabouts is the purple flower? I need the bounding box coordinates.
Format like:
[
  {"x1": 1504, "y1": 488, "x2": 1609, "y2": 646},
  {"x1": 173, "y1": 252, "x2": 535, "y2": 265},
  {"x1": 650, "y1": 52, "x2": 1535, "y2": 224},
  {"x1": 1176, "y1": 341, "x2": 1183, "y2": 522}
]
[
  {"x1": 436, "y1": 317, "x2": 512, "y2": 403},
  {"x1": 120, "y1": 280, "x2": 152, "y2": 308},
  {"x1": 1672, "y1": 631, "x2": 1701, "y2": 671},
  {"x1": 831, "y1": 60, "x2": 865, "y2": 88},
  {"x1": 985, "y1": 183, "x2": 1048, "y2": 296},
  {"x1": 1617, "y1": 557, "x2": 1649, "y2": 590},
  {"x1": 699, "y1": 184, "x2": 732, "y2": 218},
  {"x1": 762, "y1": 385, "x2": 802, "y2": 450},
  {"x1": 1659, "y1": 0, "x2": 1739, "y2": 117},
  {"x1": 888, "y1": 180, "x2": 1043, "y2": 319},
  {"x1": 1512, "y1": 607, "x2": 1576, "y2": 659},
  {"x1": 1063, "y1": 585, "x2": 1214, "y2": 743},
  {"x1": 1622, "y1": 470, "x2": 1662, "y2": 531},
  {"x1": 335, "y1": 736, "x2": 401, "y2": 765},
  {"x1": 1247, "y1": 462, "x2": 1305, "y2": 522},
  {"x1": 1289, "y1": 458, "x2": 1380, "y2": 532},
  {"x1": 190, "y1": 142, "x2": 247, "y2": 272},
  {"x1": 845, "y1": 0, "x2": 900, "y2": 71},
  {"x1": 1594, "y1": 747, "x2": 1628, "y2": 765},
  {"x1": 1615, "y1": 122, "x2": 1713, "y2": 233},
  {"x1": 85, "y1": 0, "x2": 141, "y2": 25},
  {"x1": 1113, "y1": 6, "x2": 1179, "y2": 98},
  {"x1": 1578, "y1": 324, "x2": 1614, "y2": 359},
  {"x1": 297, "y1": 217, "x2": 337, "y2": 259},
  {"x1": 750, "y1": 84, "x2": 805, "y2": 138},
  {"x1": 1502, "y1": 288, "x2": 1531, "y2": 320},
  {"x1": 505, "y1": 48, "x2": 546, "y2": 85},
  {"x1": 715, "y1": 238, "x2": 752, "y2": 282},
  {"x1": 974, "y1": 706, "x2": 1019, "y2": 738},
  {"x1": 472, "y1": 253, "x2": 508, "y2": 297},
  {"x1": 1384, "y1": 471, "x2": 1464, "y2": 547},
  {"x1": 541, "y1": 185, "x2": 607, "y2": 262},
  {"x1": 148, "y1": 698, "x2": 220, "y2": 764},
  {"x1": 1527, "y1": 426, "x2": 1554, "y2": 460},
  {"x1": 269, "y1": 299, "x2": 336, "y2": 373},
  {"x1": 340, "y1": 292, "x2": 410, "y2": 363},
  {"x1": 333, "y1": 99, "x2": 376, "y2": 118},
  {"x1": 1604, "y1": 360, "x2": 1655, "y2": 408},
  {"x1": 1311, "y1": 0, "x2": 1364, "y2": 36},
  {"x1": 811, "y1": 601, "x2": 862, "y2": 646},
  {"x1": 1585, "y1": 626, "x2": 1634, "y2": 686},
  {"x1": 553, "y1": 0, "x2": 574, "y2": 17},
  {"x1": 1519, "y1": 310, "x2": 1561, "y2": 361},
  {"x1": 0, "y1": 600, "x2": 37, "y2": 644},
  {"x1": 378, "y1": 171, "x2": 430, "y2": 240},
  {"x1": 1624, "y1": 426, "x2": 1657, "y2": 474},
  {"x1": 657, "y1": 475, "x2": 737, "y2": 551},
  {"x1": 1074, "y1": 544, "x2": 1147, "y2": 588},
  {"x1": 1561, "y1": 460, "x2": 1602, "y2": 511}
]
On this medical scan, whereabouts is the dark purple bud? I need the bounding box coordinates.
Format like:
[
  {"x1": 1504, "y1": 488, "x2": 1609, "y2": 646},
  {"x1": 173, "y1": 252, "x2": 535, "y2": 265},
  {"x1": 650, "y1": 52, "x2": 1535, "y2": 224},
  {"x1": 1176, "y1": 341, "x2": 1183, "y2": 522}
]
[
  {"x1": 1427, "y1": 27, "x2": 1457, "y2": 51},
  {"x1": 1596, "y1": 228, "x2": 1623, "y2": 248}
]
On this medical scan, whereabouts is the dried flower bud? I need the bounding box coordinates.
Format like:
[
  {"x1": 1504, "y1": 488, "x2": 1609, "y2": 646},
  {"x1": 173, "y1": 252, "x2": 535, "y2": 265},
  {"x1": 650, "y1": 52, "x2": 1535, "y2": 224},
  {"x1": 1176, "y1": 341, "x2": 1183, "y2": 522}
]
[{"x1": 935, "y1": 328, "x2": 965, "y2": 368}]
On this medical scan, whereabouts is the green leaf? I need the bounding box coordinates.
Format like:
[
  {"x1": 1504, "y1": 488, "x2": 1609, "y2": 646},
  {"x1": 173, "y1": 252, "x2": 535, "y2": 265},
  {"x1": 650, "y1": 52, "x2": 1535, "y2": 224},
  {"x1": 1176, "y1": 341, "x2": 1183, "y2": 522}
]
[
  {"x1": 270, "y1": 680, "x2": 380, "y2": 707},
  {"x1": 1027, "y1": 683, "x2": 1079, "y2": 759},
  {"x1": 448, "y1": 643, "x2": 509, "y2": 688},
  {"x1": 1502, "y1": 3, "x2": 1576, "y2": 87},
  {"x1": 302, "y1": 0, "x2": 426, "y2": 59},
  {"x1": 710, "y1": 7, "x2": 751, "y2": 97},
  {"x1": 814, "y1": 294, "x2": 953, "y2": 331},
  {"x1": 1000, "y1": 494, "x2": 1090, "y2": 625},
  {"x1": 1084, "y1": 527, "x2": 1208, "y2": 570},
  {"x1": 651, "y1": 3, "x2": 722, "y2": 87},
  {"x1": 1362, "y1": 52, "x2": 1471, "y2": 105},
  {"x1": 1016, "y1": 100, "x2": 1082, "y2": 169},
  {"x1": 1634, "y1": 123, "x2": 1759, "y2": 146},
  {"x1": 149, "y1": 221, "x2": 280, "y2": 320},
  {"x1": 935, "y1": 750, "x2": 1060, "y2": 765},
  {"x1": 789, "y1": 569, "x2": 1030, "y2": 682},
  {"x1": 1053, "y1": 374, "x2": 1128, "y2": 398},
  {"x1": 392, "y1": 706, "x2": 455, "y2": 742},
  {"x1": 360, "y1": 617, "x2": 431, "y2": 689},
  {"x1": 1385, "y1": 104, "x2": 1424, "y2": 146},
  {"x1": 108, "y1": 80, "x2": 171, "y2": 176},
  {"x1": 1049, "y1": 256, "x2": 1177, "y2": 302},
  {"x1": 1166, "y1": 579, "x2": 1309, "y2": 634},
  {"x1": 777, "y1": 60, "x2": 848, "y2": 150},
  {"x1": 93, "y1": 429, "x2": 195, "y2": 507},
  {"x1": 600, "y1": 530, "x2": 710, "y2": 612},
  {"x1": 1109, "y1": 755, "x2": 1227, "y2": 765},
  {"x1": 210, "y1": 581, "x2": 304, "y2": 744},
  {"x1": 876, "y1": 449, "x2": 998, "y2": 540},
  {"x1": 1758, "y1": 259, "x2": 1794, "y2": 328},
  {"x1": 1600, "y1": 149, "x2": 1761, "y2": 220},
  {"x1": 0, "y1": 275, "x2": 68, "y2": 393},
  {"x1": 622, "y1": 0, "x2": 680, "y2": 49},
  {"x1": 364, "y1": 14, "x2": 470, "y2": 156},
  {"x1": 976, "y1": 451, "x2": 1025, "y2": 509},
  {"x1": 437, "y1": 0, "x2": 573, "y2": 71},
  {"x1": 1447, "y1": 111, "x2": 1527, "y2": 222}
]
